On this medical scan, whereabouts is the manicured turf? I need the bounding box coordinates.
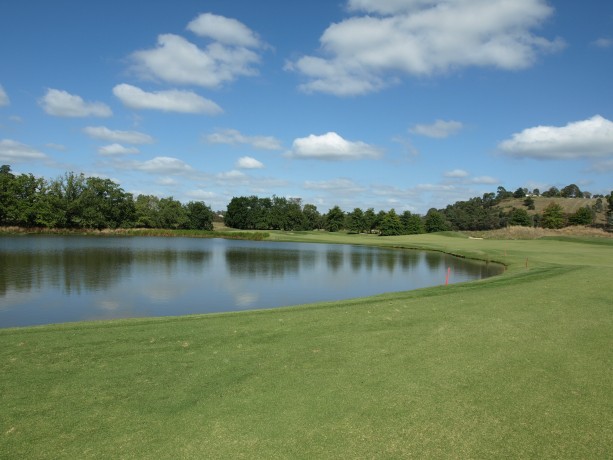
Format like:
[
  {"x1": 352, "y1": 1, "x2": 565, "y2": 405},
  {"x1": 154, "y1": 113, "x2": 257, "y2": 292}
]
[{"x1": 1, "y1": 233, "x2": 611, "y2": 458}]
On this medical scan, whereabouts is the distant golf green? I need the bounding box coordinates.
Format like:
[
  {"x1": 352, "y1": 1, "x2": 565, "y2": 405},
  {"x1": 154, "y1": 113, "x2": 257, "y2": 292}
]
[{"x1": 1, "y1": 232, "x2": 611, "y2": 458}]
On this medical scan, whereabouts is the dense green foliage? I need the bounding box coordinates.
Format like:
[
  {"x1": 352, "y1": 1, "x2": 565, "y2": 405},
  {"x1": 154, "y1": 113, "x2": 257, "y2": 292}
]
[
  {"x1": 0, "y1": 165, "x2": 213, "y2": 230},
  {"x1": 2, "y1": 165, "x2": 609, "y2": 234}
]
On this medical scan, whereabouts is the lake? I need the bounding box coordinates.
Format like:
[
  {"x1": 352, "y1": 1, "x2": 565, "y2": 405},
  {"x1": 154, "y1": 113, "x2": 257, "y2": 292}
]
[{"x1": 0, "y1": 236, "x2": 503, "y2": 328}]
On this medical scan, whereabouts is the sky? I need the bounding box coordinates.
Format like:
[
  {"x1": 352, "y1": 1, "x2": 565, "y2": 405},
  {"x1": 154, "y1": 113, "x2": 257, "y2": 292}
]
[{"x1": 0, "y1": 0, "x2": 612, "y2": 214}]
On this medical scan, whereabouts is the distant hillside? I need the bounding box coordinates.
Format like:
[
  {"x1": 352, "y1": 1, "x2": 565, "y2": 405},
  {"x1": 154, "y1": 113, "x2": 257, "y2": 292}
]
[{"x1": 496, "y1": 197, "x2": 606, "y2": 224}]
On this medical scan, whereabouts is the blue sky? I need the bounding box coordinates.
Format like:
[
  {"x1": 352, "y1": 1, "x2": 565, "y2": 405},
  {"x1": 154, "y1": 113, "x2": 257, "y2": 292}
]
[{"x1": 0, "y1": 0, "x2": 611, "y2": 214}]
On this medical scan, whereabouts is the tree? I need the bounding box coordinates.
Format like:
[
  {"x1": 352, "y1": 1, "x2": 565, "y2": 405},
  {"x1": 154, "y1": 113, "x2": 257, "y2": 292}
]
[
  {"x1": 606, "y1": 191, "x2": 613, "y2": 232},
  {"x1": 568, "y1": 206, "x2": 594, "y2": 226},
  {"x1": 523, "y1": 196, "x2": 535, "y2": 210},
  {"x1": 324, "y1": 206, "x2": 345, "y2": 232},
  {"x1": 3, "y1": 172, "x2": 45, "y2": 226},
  {"x1": 379, "y1": 209, "x2": 403, "y2": 236},
  {"x1": 185, "y1": 201, "x2": 213, "y2": 230},
  {"x1": 496, "y1": 186, "x2": 512, "y2": 201},
  {"x1": 560, "y1": 183, "x2": 582, "y2": 198},
  {"x1": 508, "y1": 208, "x2": 531, "y2": 227},
  {"x1": 346, "y1": 207, "x2": 366, "y2": 234},
  {"x1": 541, "y1": 202, "x2": 565, "y2": 229},
  {"x1": 513, "y1": 187, "x2": 526, "y2": 198},
  {"x1": 135, "y1": 194, "x2": 161, "y2": 228},
  {"x1": 424, "y1": 209, "x2": 451, "y2": 233},
  {"x1": 364, "y1": 208, "x2": 377, "y2": 233},
  {"x1": 77, "y1": 177, "x2": 134, "y2": 229},
  {"x1": 542, "y1": 186, "x2": 560, "y2": 198},
  {"x1": 405, "y1": 213, "x2": 425, "y2": 234},
  {"x1": 302, "y1": 204, "x2": 322, "y2": 230},
  {"x1": 157, "y1": 197, "x2": 188, "y2": 229}
]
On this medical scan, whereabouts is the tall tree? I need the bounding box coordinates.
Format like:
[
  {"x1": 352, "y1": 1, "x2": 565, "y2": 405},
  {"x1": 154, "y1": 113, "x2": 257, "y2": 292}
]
[
  {"x1": 379, "y1": 209, "x2": 403, "y2": 236},
  {"x1": 324, "y1": 206, "x2": 345, "y2": 232},
  {"x1": 606, "y1": 191, "x2": 613, "y2": 231},
  {"x1": 541, "y1": 202, "x2": 565, "y2": 229},
  {"x1": 424, "y1": 209, "x2": 451, "y2": 233},
  {"x1": 568, "y1": 206, "x2": 594, "y2": 226},
  {"x1": 508, "y1": 208, "x2": 531, "y2": 227},
  {"x1": 346, "y1": 207, "x2": 366, "y2": 234},
  {"x1": 185, "y1": 201, "x2": 214, "y2": 230},
  {"x1": 302, "y1": 204, "x2": 322, "y2": 230}
]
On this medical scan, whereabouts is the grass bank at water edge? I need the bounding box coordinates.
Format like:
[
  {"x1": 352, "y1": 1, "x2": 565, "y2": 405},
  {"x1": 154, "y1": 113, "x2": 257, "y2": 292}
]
[{"x1": 1, "y1": 232, "x2": 611, "y2": 458}]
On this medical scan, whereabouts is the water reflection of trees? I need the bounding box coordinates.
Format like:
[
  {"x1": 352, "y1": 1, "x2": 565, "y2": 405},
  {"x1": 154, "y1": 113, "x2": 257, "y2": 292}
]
[
  {"x1": 0, "y1": 249, "x2": 212, "y2": 296},
  {"x1": 225, "y1": 248, "x2": 307, "y2": 277}
]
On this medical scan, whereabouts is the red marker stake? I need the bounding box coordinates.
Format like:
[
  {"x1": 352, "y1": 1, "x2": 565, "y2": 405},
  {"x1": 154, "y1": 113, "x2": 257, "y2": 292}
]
[{"x1": 445, "y1": 267, "x2": 451, "y2": 285}]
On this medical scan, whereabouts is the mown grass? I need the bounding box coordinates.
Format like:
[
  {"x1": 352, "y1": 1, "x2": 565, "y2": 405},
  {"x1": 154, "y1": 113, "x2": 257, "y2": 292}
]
[{"x1": 1, "y1": 232, "x2": 611, "y2": 458}]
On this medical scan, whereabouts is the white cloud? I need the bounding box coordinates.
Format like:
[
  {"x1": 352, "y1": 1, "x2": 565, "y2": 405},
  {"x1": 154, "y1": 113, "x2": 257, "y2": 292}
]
[
  {"x1": 187, "y1": 13, "x2": 263, "y2": 48},
  {"x1": 0, "y1": 85, "x2": 9, "y2": 106},
  {"x1": 127, "y1": 156, "x2": 195, "y2": 175},
  {"x1": 112, "y1": 84, "x2": 222, "y2": 115},
  {"x1": 470, "y1": 176, "x2": 498, "y2": 185},
  {"x1": 304, "y1": 178, "x2": 366, "y2": 194},
  {"x1": 217, "y1": 170, "x2": 246, "y2": 180},
  {"x1": 83, "y1": 126, "x2": 154, "y2": 144},
  {"x1": 498, "y1": 115, "x2": 613, "y2": 160},
  {"x1": 0, "y1": 139, "x2": 47, "y2": 163},
  {"x1": 156, "y1": 177, "x2": 178, "y2": 186},
  {"x1": 236, "y1": 156, "x2": 264, "y2": 169},
  {"x1": 98, "y1": 143, "x2": 140, "y2": 155},
  {"x1": 130, "y1": 13, "x2": 264, "y2": 89},
  {"x1": 287, "y1": 132, "x2": 383, "y2": 160},
  {"x1": 592, "y1": 38, "x2": 613, "y2": 49},
  {"x1": 411, "y1": 119, "x2": 463, "y2": 138},
  {"x1": 289, "y1": 0, "x2": 564, "y2": 96},
  {"x1": 186, "y1": 189, "x2": 218, "y2": 201},
  {"x1": 444, "y1": 169, "x2": 469, "y2": 178},
  {"x1": 205, "y1": 128, "x2": 282, "y2": 150},
  {"x1": 39, "y1": 89, "x2": 112, "y2": 117},
  {"x1": 9, "y1": 115, "x2": 23, "y2": 123}
]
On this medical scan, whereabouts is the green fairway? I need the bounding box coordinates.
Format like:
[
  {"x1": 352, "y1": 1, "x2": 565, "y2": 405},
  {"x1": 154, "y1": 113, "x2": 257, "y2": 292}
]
[{"x1": 1, "y1": 233, "x2": 611, "y2": 458}]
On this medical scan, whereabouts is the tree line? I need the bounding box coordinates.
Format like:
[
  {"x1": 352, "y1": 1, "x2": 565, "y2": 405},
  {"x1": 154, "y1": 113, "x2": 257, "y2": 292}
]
[
  {"x1": 226, "y1": 185, "x2": 613, "y2": 234},
  {"x1": 0, "y1": 165, "x2": 213, "y2": 230},
  {"x1": 1, "y1": 165, "x2": 611, "y2": 233}
]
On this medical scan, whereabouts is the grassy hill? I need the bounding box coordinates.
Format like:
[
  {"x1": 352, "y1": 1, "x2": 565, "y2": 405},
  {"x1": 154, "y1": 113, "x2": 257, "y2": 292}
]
[{"x1": 496, "y1": 196, "x2": 606, "y2": 224}]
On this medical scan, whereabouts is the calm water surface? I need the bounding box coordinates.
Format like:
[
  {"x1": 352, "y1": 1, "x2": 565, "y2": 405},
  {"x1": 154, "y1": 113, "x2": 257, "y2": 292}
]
[{"x1": 0, "y1": 236, "x2": 503, "y2": 327}]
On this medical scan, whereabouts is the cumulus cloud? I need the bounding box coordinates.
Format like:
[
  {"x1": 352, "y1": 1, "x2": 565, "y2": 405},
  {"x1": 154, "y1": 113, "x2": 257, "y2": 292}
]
[
  {"x1": 411, "y1": 119, "x2": 463, "y2": 138},
  {"x1": 113, "y1": 84, "x2": 222, "y2": 114},
  {"x1": 98, "y1": 143, "x2": 140, "y2": 155},
  {"x1": 236, "y1": 156, "x2": 263, "y2": 169},
  {"x1": 39, "y1": 89, "x2": 112, "y2": 117},
  {"x1": 83, "y1": 126, "x2": 154, "y2": 144},
  {"x1": 217, "y1": 170, "x2": 247, "y2": 182},
  {"x1": 130, "y1": 13, "x2": 264, "y2": 88},
  {"x1": 498, "y1": 115, "x2": 613, "y2": 160},
  {"x1": 288, "y1": 0, "x2": 564, "y2": 96},
  {"x1": 0, "y1": 85, "x2": 9, "y2": 106},
  {"x1": 187, "y1": 13, "x2": 263, "y2": 48},
  {"x1": 124, "y1": 156, "x2": 195, "y2": 175},
  {"x1": 0, "y1": 139, "x2": 47, "y2": 163},
  {"x1": 287, "y1": 132, "x2": 383, "y2": 160},
  {"x1": 205, "y1": 128, "x2": 282, "y2": 150}
]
